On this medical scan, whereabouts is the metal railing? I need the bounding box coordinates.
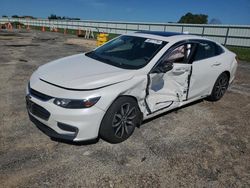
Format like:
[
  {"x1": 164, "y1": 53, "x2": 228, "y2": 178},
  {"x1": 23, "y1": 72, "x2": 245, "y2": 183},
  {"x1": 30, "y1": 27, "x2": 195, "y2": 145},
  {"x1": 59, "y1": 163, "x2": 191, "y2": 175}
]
[{"x1": 1, "y1": 18, "x2": 250, "y2": 47}]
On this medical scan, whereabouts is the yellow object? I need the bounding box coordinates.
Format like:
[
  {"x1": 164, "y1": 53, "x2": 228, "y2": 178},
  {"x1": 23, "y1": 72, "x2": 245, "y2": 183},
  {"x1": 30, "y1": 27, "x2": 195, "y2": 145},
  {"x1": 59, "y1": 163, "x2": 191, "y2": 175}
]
[
  {"x1": 97, "y1": 37, "x2": 108, "y2": 42},
  {"x1": 97, "y1": 33, "x2": 109, "y2": 46},
  {"x1": 97, "y1": 41, "x2": 105, "y2": 46},
  {"x1": 99, "y1": 33, "x2": 109, "y2": 37}
]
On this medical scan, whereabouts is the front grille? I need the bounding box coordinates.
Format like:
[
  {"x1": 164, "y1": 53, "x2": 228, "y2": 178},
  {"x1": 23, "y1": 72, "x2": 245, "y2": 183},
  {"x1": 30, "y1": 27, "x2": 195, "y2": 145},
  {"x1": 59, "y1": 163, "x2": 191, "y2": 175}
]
[
  {"x1": 29, "y1": 83, "x2": 53, "y2": 101},
  {"x1": 26, "y1": 97, "x2": 50, "y2": 120}
]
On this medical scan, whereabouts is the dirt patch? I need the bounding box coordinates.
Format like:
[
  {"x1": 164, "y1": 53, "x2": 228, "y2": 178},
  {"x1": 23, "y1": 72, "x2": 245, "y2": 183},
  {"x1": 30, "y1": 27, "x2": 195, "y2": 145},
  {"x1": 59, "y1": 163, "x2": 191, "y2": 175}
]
[
  {"x1": 0, "y1": 32, "x2": 19, "y2": 36},
  {"x1": 65, "y1": 38, "x2": 96, "y2": 49},
  {"x1": 32, "y1": 36, "x2": 57, "y2": 42},
  {"x1": 5, "y1": 44, "x2": 40, "y2": 47}
]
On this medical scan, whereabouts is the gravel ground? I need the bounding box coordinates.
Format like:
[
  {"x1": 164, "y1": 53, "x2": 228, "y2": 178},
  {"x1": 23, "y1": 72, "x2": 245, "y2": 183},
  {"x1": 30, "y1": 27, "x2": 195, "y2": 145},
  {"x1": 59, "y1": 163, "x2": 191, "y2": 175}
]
[{"x1": 0, "y1": 30, "x2": 249, "y2": 188}]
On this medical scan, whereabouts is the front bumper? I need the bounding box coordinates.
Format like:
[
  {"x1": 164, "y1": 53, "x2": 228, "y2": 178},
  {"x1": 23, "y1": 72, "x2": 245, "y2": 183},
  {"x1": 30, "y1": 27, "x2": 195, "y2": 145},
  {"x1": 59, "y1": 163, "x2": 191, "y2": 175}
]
[
  {"x1": 28, "y1": 113, "x2": 78, "y2": 140},
  {"x1": 26, "y1": 89, "x2": 105, "y2": 142}
]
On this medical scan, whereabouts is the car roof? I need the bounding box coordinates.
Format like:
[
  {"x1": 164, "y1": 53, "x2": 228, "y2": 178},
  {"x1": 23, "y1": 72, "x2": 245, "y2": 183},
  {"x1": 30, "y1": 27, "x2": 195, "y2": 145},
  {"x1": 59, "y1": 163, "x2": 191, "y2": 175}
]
[
  {"x1": 129, "y1": 31, "x2": 205, "y2": 43},
  {"x1": 136, "y1": 31, "x2": 184, "y2": 37}
]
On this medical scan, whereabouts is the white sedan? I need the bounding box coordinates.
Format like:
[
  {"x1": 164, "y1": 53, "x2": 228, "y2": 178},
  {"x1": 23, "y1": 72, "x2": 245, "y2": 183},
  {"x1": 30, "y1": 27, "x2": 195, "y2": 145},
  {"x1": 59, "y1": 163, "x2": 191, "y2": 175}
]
[{"x1": 26, "y1": 31, "x2": 238, "y2": 143}]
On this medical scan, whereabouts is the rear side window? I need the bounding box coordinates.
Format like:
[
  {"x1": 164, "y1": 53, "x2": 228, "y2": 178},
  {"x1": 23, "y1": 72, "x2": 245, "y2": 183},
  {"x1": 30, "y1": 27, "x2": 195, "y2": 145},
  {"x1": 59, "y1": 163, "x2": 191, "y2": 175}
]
[
  {"x1": 215, "y1": 44, "x2": 224, "y2": 55},
  {"x1": 194, "y1": 41, "x2": 217, "y2": 61}
]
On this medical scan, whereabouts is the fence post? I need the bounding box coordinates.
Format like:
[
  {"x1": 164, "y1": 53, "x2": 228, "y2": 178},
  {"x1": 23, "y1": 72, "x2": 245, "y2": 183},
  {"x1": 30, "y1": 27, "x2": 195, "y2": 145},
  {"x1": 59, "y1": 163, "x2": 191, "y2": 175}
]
[
  {"x1": 202, "y1": 26, "x2": 205, "y2": 36},
  {"x1": 224, "y1": 27, "x2": 230, "y2": 46}
]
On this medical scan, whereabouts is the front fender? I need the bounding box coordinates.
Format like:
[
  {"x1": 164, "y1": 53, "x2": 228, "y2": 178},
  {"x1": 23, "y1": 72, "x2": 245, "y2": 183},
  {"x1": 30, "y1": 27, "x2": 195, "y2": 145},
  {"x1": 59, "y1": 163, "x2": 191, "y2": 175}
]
[{"x1": 95, "y1": 75, "x2": 148, "y2": 117}]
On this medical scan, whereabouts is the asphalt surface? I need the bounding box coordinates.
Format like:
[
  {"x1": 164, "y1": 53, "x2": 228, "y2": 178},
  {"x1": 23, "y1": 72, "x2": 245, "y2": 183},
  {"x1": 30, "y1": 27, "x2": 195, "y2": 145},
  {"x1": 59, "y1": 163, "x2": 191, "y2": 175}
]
[{"x1": 0, "y1": 30, "x2": 249, "y2": 187}]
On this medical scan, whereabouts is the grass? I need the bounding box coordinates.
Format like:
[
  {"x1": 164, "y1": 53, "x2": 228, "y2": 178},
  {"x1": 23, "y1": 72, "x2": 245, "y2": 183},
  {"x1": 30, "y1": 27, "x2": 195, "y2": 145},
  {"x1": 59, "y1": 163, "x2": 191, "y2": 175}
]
[{"x1": 226, "y1": 46, "x2": 250, "y2": 62}]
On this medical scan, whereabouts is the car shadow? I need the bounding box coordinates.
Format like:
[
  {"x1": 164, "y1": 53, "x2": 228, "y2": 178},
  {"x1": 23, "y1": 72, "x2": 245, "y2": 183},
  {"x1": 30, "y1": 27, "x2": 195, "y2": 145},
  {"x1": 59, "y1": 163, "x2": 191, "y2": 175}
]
[{"x1": 50, "y1": 137, "x2": 99, "y2": 146}]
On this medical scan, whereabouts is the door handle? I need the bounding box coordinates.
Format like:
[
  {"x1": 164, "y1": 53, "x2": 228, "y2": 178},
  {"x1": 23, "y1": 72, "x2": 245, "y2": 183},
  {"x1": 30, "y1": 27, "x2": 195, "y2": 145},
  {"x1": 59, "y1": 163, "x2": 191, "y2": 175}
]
[
  {"x1": 212, "y1": 62, "x2": 221, "y2": 66},
  {"x1": 173, "y1": 68, "x2": 187, "y2": 74}
]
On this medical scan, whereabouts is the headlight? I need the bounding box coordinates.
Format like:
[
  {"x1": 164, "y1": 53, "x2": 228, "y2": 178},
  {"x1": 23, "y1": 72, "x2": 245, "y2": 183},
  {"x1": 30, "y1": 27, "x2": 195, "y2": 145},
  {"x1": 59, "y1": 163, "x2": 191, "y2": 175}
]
[{"x1": 53, "y1": 97, "x2": 100, "y2": 109}]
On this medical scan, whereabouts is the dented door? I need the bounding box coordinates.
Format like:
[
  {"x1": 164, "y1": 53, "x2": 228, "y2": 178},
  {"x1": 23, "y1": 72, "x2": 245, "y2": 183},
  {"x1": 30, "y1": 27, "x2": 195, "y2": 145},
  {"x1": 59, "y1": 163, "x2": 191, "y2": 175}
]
[
  {"x1": 146, "y1": 64, "x2": 191, "y2": 113},
  {"x1": 145, "y1": 42, "x2": 196, "y2": 114}
]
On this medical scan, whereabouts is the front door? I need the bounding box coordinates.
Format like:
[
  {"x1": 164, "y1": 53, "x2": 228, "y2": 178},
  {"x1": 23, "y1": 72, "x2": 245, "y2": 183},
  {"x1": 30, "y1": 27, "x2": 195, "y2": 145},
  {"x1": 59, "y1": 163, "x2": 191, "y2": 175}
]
[{"x1": 145, "y1": 42, "x2": 196, "y2": 114}]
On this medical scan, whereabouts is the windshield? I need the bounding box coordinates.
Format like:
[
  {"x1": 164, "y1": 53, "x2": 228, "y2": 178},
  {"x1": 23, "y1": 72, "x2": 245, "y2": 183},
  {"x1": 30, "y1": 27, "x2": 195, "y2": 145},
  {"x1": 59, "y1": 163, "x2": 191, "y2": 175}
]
[{"x1": 85, "y1": 35, "x2": 167, "y2": 69}]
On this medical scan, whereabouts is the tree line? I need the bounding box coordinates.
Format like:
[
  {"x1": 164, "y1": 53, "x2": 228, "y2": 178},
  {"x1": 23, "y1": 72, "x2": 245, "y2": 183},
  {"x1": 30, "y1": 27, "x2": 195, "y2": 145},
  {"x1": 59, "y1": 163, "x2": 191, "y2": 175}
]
[
  {"x1": 47, "y1": 14, "x2": 80, "y2": 20},
  {"x1": 178, "y1": 12, "x2": 221, "y2": 24},
  {"x1": 2, "y1": 13, "x2": 221, "y2": 24}
]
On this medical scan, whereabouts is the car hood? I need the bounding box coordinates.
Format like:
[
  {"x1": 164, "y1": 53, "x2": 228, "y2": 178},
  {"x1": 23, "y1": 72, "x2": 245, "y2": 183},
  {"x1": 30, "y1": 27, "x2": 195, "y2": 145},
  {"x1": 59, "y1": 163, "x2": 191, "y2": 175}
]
[{"x1": 37, "y1": 53, "x2": 134, "y2": 90}]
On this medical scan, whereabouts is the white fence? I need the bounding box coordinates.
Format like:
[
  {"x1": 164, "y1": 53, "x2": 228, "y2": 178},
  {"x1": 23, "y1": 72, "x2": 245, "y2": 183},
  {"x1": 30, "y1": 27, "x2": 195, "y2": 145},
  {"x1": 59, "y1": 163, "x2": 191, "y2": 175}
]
[{"x1": 1, "y1": 18, "x2": 250, "y2": 47}]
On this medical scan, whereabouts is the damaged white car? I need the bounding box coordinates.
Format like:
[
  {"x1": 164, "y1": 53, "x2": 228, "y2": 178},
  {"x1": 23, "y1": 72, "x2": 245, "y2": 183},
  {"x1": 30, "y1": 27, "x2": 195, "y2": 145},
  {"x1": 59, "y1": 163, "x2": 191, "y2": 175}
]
[{"x1": 26, "y1": 31, "x2": 238, "y2": 143}]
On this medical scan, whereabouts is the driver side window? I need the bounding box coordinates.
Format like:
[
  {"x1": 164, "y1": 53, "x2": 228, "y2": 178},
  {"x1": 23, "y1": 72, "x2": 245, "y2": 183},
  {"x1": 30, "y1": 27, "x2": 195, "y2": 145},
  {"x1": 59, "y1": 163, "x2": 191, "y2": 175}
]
[
  {"x1": 152, "y1": 43, "x2": 195, "y2": 73},
  {"x1": 163, "y1": 43, "x2": 194, "y2": 64}
]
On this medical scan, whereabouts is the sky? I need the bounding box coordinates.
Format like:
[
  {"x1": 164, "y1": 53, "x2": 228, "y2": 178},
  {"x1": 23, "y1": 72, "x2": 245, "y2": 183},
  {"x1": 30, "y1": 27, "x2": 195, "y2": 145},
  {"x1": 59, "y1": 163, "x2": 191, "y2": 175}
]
[{"x1": 1, "y1": 0, "x2": 250, "y2": 25}]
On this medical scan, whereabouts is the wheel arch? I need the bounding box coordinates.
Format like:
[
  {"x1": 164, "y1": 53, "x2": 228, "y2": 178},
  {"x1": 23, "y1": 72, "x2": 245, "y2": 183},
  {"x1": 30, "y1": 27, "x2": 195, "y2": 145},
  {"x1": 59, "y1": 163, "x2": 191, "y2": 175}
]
[
  {"x1": 207, "y1": 70, "x2": 230, "y2": 97},
  {"x1": 223, "y1": 70, "x2": 231, "y2": 80},
  {"x1": 98, "y1": 94, "x2": 143, "y2": 142},
  {"x1": 102, "y1": 94, "x2": 144, "y2": 127},
  {"x1": 208, "y1": 70, "x2": 230, "y2": 98},
  {"x1": 114, "y1": 95, "x2": 144, "y2": 122}
]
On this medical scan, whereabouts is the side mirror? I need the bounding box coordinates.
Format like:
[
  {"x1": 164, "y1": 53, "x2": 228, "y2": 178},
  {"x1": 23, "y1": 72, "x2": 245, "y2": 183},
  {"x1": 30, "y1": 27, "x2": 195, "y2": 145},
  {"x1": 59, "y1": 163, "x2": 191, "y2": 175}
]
[{"x1": 157, "y1": 61, "x2": 173, "y2": 73}]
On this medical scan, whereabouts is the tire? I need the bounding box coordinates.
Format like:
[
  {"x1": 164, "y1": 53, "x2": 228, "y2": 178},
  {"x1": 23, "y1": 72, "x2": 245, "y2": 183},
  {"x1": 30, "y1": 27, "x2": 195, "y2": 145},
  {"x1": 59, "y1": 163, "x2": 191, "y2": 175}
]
[
  {"x1": 99, "y1": 96, "x2": 141, "y2": 144},
  {"x1": 207, "y1": 72, "x2": 229, "y2": 101}
]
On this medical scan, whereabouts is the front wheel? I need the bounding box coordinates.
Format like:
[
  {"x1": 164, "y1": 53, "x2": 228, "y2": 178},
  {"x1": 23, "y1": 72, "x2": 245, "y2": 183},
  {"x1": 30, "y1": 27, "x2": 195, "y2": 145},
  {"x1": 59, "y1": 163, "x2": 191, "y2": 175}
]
[
  {"x1": 207, "y1": 72, "x2": 229, "y2": 101},
  {"x1": 99, "y1": 97, "x2": 141, "y2": 144}
]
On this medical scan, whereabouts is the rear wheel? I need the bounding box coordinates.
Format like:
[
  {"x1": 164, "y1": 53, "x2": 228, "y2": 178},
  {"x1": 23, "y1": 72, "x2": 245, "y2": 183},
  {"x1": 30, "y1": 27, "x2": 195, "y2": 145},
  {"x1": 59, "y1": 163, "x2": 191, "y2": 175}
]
[
  {"x1": 99, "y1": 97, "x2": 141, "y2": 144},
  {"x1": 207, "y1": 72, "x2": 229, "y2": 101}
]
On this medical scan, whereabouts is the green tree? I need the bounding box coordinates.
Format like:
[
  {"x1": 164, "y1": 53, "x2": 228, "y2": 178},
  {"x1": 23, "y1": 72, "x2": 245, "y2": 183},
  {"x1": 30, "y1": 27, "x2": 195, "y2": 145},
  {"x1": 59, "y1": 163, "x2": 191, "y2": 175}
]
[
  {"x1": 178, "y1": 12, "x2": 208, "y2": 24},
  {"x1": 48, "y1": 14, "x2": 57, "y2": 19},
  {"x1": 12, "y1": 15, "x2": 19, "y2": 18}
]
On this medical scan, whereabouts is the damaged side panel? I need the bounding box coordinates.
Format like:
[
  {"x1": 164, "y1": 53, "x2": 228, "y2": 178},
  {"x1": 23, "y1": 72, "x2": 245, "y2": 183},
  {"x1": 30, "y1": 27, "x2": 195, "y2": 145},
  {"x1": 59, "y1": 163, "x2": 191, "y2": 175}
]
[
  {"x1": 121, "y1": 76, "x2": 149, "y2": 117},
  {"x1": 145, "y1": 64, "x2": 192, "y2": 113},
  {"x1": 94, "y1": 75, "x2": 149, "y2": 118},
  {"x1": 94, "y1": 64, "x2": 192, "y2": 119}
]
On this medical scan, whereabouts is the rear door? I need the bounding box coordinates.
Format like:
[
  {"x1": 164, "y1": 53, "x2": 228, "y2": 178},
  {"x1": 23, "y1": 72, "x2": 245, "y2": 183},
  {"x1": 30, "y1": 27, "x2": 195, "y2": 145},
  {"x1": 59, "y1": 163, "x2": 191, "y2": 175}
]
[
  {"x1": 188, "y1": 40, "x2": 225, "y2": 99},
  {"x1": 145, "y1": 42, "x2": 196, "y2": 114}
]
